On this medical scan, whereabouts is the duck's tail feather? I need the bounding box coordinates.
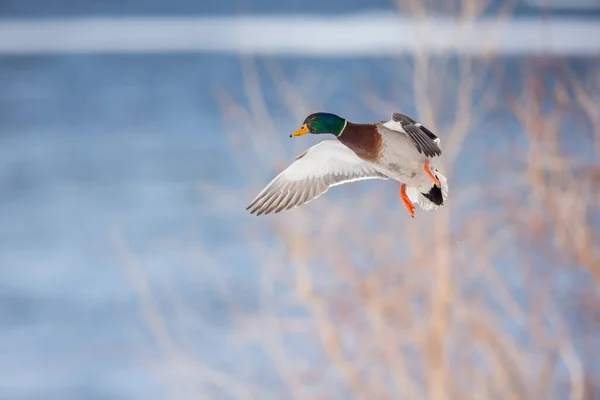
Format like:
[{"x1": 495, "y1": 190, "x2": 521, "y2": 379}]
[{"x1": 406, "y1": 168, "x2": 449, "y2": 211}]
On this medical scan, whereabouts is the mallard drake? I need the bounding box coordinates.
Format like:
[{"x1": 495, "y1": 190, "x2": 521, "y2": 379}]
[{"x1": 246, "y1": 112, "x2": 449, "y2": 217}]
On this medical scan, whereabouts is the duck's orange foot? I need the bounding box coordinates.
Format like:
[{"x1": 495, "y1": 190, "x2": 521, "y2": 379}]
[
  {"x1": 400, "y1": 183, "x2": 415, "y2": 218},
  {"x1": 424, "y1": 160, "x2": 441, "y2": 187}
]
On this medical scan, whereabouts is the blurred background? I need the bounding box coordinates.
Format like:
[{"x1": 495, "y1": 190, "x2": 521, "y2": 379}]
[{"x1": 1, "y1": 0, "x2": 600, "y2": 399}]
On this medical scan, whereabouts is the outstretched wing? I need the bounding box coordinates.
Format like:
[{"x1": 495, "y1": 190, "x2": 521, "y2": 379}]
[
  {"x1": 383, "y1": 112, "x2": 442, "y2": 157},
  {"x1": 247, "y1": 140, "x2": 389, "y2": 215}
]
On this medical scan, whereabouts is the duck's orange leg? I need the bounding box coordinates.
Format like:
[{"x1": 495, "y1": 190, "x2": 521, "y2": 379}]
[
  {"x1": 424, "y1": 160, "x2": 440, "y2": 187},
  {"x1": 399, "y1": 183, "x2": 415, "y2": 218}
]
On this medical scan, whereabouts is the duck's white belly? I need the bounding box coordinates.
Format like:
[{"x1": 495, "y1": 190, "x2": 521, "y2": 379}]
[{"x1": 369, "y1": 129, "x2": 433, "y2": 190}]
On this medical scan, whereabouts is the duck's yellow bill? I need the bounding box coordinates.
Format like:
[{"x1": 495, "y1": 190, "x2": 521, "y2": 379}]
[{"x1": 290, "y1": 124, "x2": 310, "y2": 137}]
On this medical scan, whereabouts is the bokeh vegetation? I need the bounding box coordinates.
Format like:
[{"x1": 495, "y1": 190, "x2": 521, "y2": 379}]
[{"x1": 118, "y1": 1, "x2": 600, "y2": 398}]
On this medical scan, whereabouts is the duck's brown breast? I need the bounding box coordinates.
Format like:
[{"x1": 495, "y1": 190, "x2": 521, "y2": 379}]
[{"x1": 337, "y1": 122, "x2": 383, "y2": 163}]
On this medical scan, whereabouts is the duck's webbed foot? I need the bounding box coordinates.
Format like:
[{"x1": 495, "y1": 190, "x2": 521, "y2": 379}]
[
  {"x1": 424, "y1": 160, "x2": 440, "y2": 187},
  {"x1": 399, "y1": 183, "x2": 415, "y2": 218}
]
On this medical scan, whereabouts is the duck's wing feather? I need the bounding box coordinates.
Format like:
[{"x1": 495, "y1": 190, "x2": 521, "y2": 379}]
[
  {"x1": 382, "y1": 112, "x2": 442, "y2": 158},
  {"x1": 247, "y1": 140, "x2": 389, "y2": 215}
]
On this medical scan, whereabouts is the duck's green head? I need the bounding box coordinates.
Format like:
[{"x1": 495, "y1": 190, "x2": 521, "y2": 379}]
[{"x1": 290, "y1": 112, "x2": 346, "y2": 138}]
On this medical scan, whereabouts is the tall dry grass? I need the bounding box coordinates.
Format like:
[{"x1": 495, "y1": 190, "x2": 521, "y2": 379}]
[{"x1": 115, "y1": 1, "x2": 600, "y2": 399}]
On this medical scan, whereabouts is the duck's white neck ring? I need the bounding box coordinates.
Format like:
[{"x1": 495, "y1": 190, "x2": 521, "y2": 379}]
[{"x1": 338, "y1": 120, "x2": 348, "y2": 138}]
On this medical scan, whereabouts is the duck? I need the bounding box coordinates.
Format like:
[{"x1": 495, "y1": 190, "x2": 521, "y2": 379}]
[{"x1": 246, "y1": 111, "x2": 449, "y2": 218}]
